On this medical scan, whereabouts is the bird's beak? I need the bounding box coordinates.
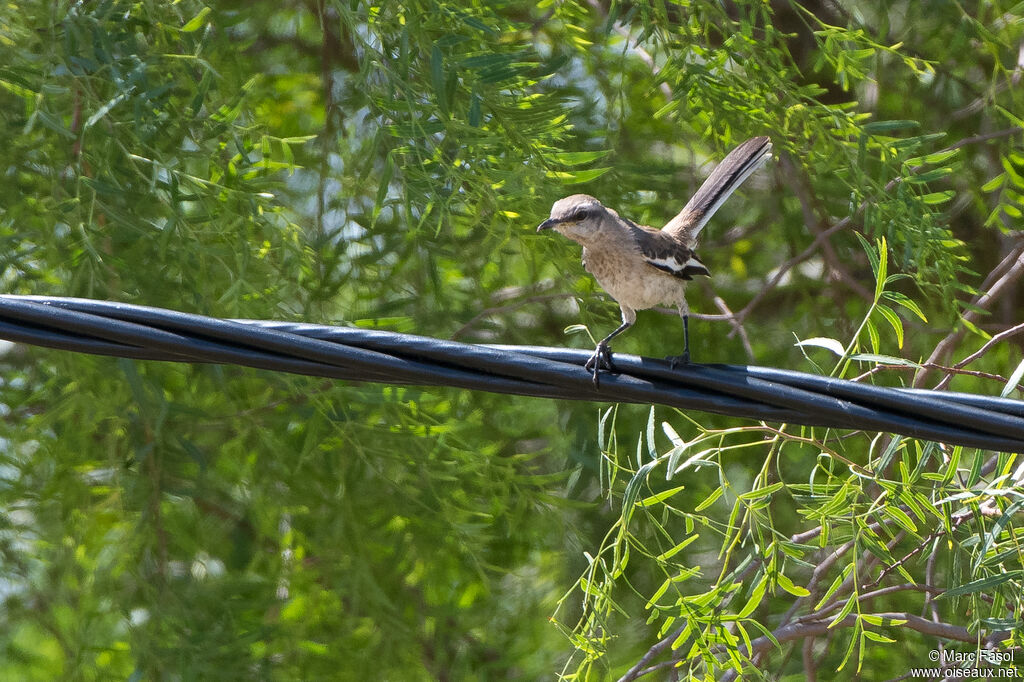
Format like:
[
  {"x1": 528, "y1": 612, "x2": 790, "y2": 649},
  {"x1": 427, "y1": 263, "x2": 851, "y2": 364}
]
[{"x1": 537, "y1": 218, "x2": 560, "y2": 232}]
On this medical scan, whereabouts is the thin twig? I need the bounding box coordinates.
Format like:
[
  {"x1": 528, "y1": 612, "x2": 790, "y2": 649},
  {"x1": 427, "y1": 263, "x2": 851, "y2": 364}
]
[
  {"x1": 802, "y1": 636, "x2": 817, "y2": 682},
  {"x1": 616, "y1": 625, "x2": 685, "y2": 682},
  {"x1": 779, "y1": 539, "x2": 857, "y2": 626},
  {"x1": 852, "y1": 361, "x2": 1022, "y2": 390},
  {"x1": 934, "y1": 321, "x2": 1024, "y2": 390},
  {"x1": 797, "y1": 584, "x2": 943, "y2": 626},
  {"x1": 736, "y1": 217, "x2": 851, "y2": 323},
  {"x1": 915, "y1": 248, "x2": 1024, "y2": 387},
  {"x1": 711, "y1": 295, "x2": 755, "y2": 362}
]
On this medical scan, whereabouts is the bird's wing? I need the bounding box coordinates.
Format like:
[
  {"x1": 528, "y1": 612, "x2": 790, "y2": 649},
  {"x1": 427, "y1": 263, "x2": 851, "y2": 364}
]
[
  {"x1": 629, "y1": 224, "x2": 710, "y2": 280},
  {"x1": 663, "y1": 136, "x2": 772, "y2": 243}
]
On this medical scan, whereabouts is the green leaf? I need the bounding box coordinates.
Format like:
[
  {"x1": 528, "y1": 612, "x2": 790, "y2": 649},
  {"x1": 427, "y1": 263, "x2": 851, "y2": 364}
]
[
  {"x1": 920, "y1": 190, "x2": 955, "y2": 204},
  {"x1": 855, "y1": 232, "x2": 880, "y2": 280},
  {"x1": 862, "y1": 119, "x2": 919, "y2": 132},
  {"x1": 877, "y1": 435, "x2": 904, "y2": 473},
  {"x1": 881, "y1": 291, "x2": 928, "y2": 322},
  {"x1": 849, "y1": 353, "x2": 920, "y2": 367},
  {"x1": 545, "y1": 168, "x2": 612, "y2": 184},
  {"x1": 461, "y1": 52, "x2": 518, "y2": 70},
  {"x1": 84, "y1": 93, "x2": 129, "y2": 129},
  {"x1": 386, "y1": 121, "x2": 446, "y2": 137},
  {"x1": 622, "y1": 460, "x2": 659, "y2": 523},
  {"x1": 655, "y1": 534, "x2": 699, "y2": 562},
  {"x1": 981, "y1": 173, "x2": 1006, "y2": 192},
  {"x1": 776, "y1": 572, "x2": 810, "y2": 597},
  {"x1": 891, "y1": 132, "x2": 946, "y2": 149},
  {"x1": 967, "y1": 449, "x2": 984, "y2": 487},
  {"x1": 998, "y1": 104, "x2": 1024, "y2": 132},
  {"x1": 665, "y1": 444, "x2": 687, "y2": 480},
  {"x1": 468, "y1": 92, "x2": 482, "y2": 127},
  {"x1": 430, "y1": 45, "x2": 448, "y2": 118},
  {"x1": 828, "y1": 593, "x2": 858, "y2": 628},
  {"x1": 975, "y1": 499, "x2": 1024, "y2": 572},
  {"x1": 875, "y1": 304, "x2": 904, "y2": 348},
  {"x1": 546, "y1": 150, "x2": 612, "y2": 166},
  {"x1": 906, "y1": 167, "x2": 953, "y2": 183},
  {"x1": 874, "y1": 236, "x2": 888, "y2": 302},
  {"x1": 182, "y1": 7, "x2": 212, "y2": 32},
  {"x1": 814, "y1": 563, "x2": 854, "y2": 610},
  {"x1": 372, "y1": 154, "x2": 394, "y2": 221},
  {"x1": 795, "y1": 337, "x2": 845, "y2": 356},
  {"x1": 738, "y1": 481, "x2": 784, "y2": 500},
  {"x1": 1002, "y1": 358, "x2": 1024, "y2": 398},
  {"x1": 694, "y1": 486, "x2": 724, "y2": 512},
  {"x1": 940, "y1": 446, "x2": 961, "y2": 484},
  {"x1": 883, "y1": 506, "x2": 918, "y2": 533},
  {"x1": 638, "y1": 485, "x2": 686, "y2": 507},
  {"x1": 865, "y1": 318, "x2": 880, "y2": 354},
  {"x1": 645, "y1": 576, "x2": 673, "y2": 609},
  {"x1": 920, "y1": 148, "x2": 960, "y2": 165},
  {"x1": 736, "y1": 577, "x2": 767, "y2": 618},
  {"x1": 936, "y1": 571, "x2": 1022, "y2": 600}
]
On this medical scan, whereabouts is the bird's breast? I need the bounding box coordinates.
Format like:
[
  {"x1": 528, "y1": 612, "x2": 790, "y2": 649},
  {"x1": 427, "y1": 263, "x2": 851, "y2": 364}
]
[{"x1": 581, "y1": 246, "x2": 687, "y2": 310}]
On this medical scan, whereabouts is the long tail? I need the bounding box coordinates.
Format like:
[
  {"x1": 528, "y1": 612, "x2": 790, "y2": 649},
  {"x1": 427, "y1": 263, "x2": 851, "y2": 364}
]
[{"x1": 663, "y1": 136, "x2": 772, "y2": 243}]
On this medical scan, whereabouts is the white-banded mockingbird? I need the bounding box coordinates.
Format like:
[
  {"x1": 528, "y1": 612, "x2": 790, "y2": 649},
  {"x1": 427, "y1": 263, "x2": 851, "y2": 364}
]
[{"x1": 537, "y1": 136, "x2": 772, "y2": 386}]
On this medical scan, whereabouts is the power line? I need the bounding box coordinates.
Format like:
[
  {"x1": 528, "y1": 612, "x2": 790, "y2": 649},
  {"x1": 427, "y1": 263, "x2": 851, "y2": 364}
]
[{"x1": 0, "y1": 295, "x2": 1021, "y2": 452}]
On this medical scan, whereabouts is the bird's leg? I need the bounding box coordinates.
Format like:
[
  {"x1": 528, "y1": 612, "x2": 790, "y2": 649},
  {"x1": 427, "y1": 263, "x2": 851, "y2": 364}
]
[
  {"x1": 585, "y1": 308, "x2": 635, "y2": 388},
  {"x1": 666, "y1": 304, "x2": 691, "y2": 369}
]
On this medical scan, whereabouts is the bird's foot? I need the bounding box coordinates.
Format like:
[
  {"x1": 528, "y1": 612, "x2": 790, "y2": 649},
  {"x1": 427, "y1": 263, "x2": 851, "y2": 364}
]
[
  {"x1": 585, "y1": 343, "x2": 616, "y2": 388},
  {"x1": 666, "y1": 350, "x2": 691, "y2": 369}
]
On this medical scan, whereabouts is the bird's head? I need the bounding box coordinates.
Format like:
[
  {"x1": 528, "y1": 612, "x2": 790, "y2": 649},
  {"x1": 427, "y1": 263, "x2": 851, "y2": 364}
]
[{"x1": 536, "y1": 194, "x2": 609, "y2": 244}]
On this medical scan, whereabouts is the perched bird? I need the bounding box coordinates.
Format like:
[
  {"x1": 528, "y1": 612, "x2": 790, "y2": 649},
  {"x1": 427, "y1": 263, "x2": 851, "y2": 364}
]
[{"x1": 537, "y1": 136, "x2": 772, "y2": 386}]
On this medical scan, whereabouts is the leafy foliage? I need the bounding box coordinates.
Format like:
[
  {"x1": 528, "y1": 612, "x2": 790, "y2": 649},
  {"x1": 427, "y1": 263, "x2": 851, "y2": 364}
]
[{"x1": 0, "y1": 0, "x2": 1021, "y2": 679}]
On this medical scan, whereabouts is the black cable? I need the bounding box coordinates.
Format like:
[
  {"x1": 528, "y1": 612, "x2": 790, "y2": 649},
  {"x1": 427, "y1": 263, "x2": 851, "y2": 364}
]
[{"x1": 0, "y1": 295, "x2": 1021, "y2": 453}]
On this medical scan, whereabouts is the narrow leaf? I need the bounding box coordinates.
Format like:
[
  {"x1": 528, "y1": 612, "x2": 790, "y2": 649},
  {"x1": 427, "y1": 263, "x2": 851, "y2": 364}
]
[
  {"x1": 694, "y1": 486, "x2": 724, "y2": 512},
  {"x1": 875, "y1": 303, "x2": 904, "y2": 348},
  {"x1": 776, "y1": 572, "x2": 810, "y2": 597},
  {"x1": 182, "y1": 7, "x2": 212, "y2": 32},
  {"x1": 738, "y1": 481, "x2": 784, "y2": 501},
  {"x1": 981, "y1": 173, "x2": 1006, "y2": 192},
  {"x1": 638, "y1": 485, "x2": 686, "y2": 507},
  {"x1": 920, "y1": 190, "x2": 955, "y2": 205},
  {"x1": 1001, "y1": 358, "x2": 1024, "y2": 398},
  {"x1": 863, "y1": 119, "x2": 919, "y2": 132},
  {"x1": 545, "y1": 167, "x2": 612, "y2": 184},
  {"x1": 430, "y1": 45, "x2": 448, "y2": 117},
  {"x1": 936, "y1": 571, "x2": 1022, "y2": 600},
  {"x1": 849, "y1": 353, "x2": 920, "y2": 367},
  {"x1": 795, "y1": 337, "x2": 846, "y2": 356},
  {"x1": 622, "y1": 460, "x2": 659, "y2": 523},
  {"x1": 547, "y1": 150, "x2": 611, "y2": 166}
]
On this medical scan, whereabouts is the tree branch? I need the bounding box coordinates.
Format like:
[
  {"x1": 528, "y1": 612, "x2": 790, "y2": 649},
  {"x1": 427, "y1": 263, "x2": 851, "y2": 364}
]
[
  {"x1": 738, "y1": 127, "x2": 1024, "y2": 325},
  {"x1": 914, "y1": 246, "x2": 1024, "y2": 387},
  {"x1": 616, "y1": 625, "x2": 686, "y2": 682},
  {"x1": 716, "y1": 613, "x2": 978, "y2": 682},
  {"x1": 934, "y1": 321, "x2": 1024, "y2": 390}
]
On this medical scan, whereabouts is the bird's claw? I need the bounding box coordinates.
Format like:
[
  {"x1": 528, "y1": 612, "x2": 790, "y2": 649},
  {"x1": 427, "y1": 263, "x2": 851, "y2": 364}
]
[
  {"x1": 666, "y1": 350, "x2": 691, "y2": 369},
  {"x1": 585, "y1": 343, "x2": 616, "y2": 388}
]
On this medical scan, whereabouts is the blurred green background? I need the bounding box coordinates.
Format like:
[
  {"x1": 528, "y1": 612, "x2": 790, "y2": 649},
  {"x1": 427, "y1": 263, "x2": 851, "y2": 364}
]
[{"x1": 0, "y1": 1, "x2": 1021, "y2": 679}]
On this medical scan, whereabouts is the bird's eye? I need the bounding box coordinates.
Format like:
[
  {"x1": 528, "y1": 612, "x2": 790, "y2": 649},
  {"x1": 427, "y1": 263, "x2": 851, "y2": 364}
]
[{"x1": 572, "y1": 209, "x2": 589, "y2": 221}]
